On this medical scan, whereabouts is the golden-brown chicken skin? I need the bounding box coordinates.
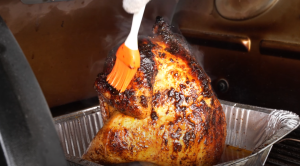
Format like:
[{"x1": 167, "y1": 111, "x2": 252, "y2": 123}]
[{"x1": 82, "y1": 17, "x2": 227, "y2": 166}]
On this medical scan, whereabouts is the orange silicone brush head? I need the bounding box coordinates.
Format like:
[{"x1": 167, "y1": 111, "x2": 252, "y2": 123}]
[{"x1": 106, "y1": 43, "x2": 140, "y2": 92}]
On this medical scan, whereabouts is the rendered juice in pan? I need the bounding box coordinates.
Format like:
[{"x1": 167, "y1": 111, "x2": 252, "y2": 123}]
[
  {"x1": 218, "y1": 145, "x2": 253, "y2": 163},
  {"x1": 138, "y1": 145, "x2": 252, "y2": 165}
]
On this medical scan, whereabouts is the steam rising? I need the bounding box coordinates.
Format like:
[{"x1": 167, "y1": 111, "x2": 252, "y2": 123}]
[
  {"x1": 91, "y1": 0, "x2": 178, "y2": 73},
  {"x1": 190, "y1": 44, "x2": 205, "y2": 69}
]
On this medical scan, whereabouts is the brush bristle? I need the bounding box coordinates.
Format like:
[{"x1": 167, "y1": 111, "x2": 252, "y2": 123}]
[{"x1": 107, "y1": 59, "x2": 136, "y2": 92}]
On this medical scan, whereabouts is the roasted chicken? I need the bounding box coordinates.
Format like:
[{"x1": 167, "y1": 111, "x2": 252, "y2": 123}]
[{"x1": 82, "y1": 17, "x2": 227, "y2": 165}]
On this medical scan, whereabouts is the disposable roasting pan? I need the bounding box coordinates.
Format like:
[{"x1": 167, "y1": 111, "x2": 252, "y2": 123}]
[{"x1": 54, "y1": 100, "x2": 300, "y2": 166}]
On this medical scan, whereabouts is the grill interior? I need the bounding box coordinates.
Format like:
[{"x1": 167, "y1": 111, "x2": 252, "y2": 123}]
[{"x1": 266, "y1": 128, "x2": 300, "y2": 166}]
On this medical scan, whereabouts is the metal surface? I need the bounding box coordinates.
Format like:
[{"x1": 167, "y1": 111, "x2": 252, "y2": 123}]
[
  {"x1": 172, "y1": 0, "x2": 300, "y2": 114},
  {"x1": 53, "y1": 100, "x2": 300, "y2": 166},
  {"x1": 181, "y1": 28, "x2": 251, "y2": 52},
  {"x1": 260, "y1": 40, "x2": 300, "y2": 59},
  {"x1": 215, "y1": 0, "x2": 279, "y2": 20},
  {"x1": 0, "y1": 16, "x2": 68, "y2": 166},
  {"x1": 54, "y1": 106, "x2": 103, "y2": 166}
]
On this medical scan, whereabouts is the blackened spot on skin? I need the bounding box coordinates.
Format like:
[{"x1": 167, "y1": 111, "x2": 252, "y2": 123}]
[
  {"x1": 185, "y1": 97, "x2": 189, "y2": 102},
  {"x1": 111, "y1": 88, "x2": 119, "y2": 95},
  {"x1": 151, "y1": 111, "x2": 158, "y2": 120},
  {"x1": 191, "y1": 104, "x2": 200, "y2": 111},
  {"x1": 160, "y1": 125, "x2": 164, "y2": 130},
  {"x1": 173, "y1": 142, "x2": 182, "y2": 152},
  {"x1": 168, "y1": 88, "x2": 175, "y2": 98},
  {"x1": 171, "y1": 128, "x2": 182, "y2": 140},
  {"x1": 140, "y1": 95, "x2": 148, "y2": 108},
  {"x1": 183, "y1": 131, "x2": 196, "y2": 147},
  {"x1": 175, "y1": 92, "x2": 181, "y2": 102},
  {"x1": 165, "y1": 43, "x2": 180, "y2": 55},
  {"x1": 109, "y1": 131, "x2": 128, "y2": 154},
  {"x1": 175, "y1": 92, "x2": 185, "y2": 110},
  {"x1": 180, "y1": 84, "x2": 186, "y2": 89},
  {"x1": 202, "y1": 79, "x2": 208, "y2": 85},
  {"x1": 152, "y1": 91, "x2": 161, "y2": 107},
  {"x1": 176, "y1": 106, "x2": 186, "y2": 112},
  {"x1": 125, "y1": 90, "x2": 135, "y2": 99},
  {"x1": 170, "y1": 155, "x2": 176, "y2": 160},
  {"x1": 175, "y1": 116, "x2": 182, "y2": 123},
  {"x1": 124, "y1": 129, "x2": 128, "y2": 136},
  {"x1": 204, "y1": 138, "x2": 207, "y2": 145},
  {"x1": 187, "y1": 115, "x2": 196, "y2": 127},
  {"x1": 163, "y1": 132, "x2": 168, "y2": 145}
]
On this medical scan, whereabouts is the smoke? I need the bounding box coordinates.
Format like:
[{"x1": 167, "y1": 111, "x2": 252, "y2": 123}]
[
  {"x1": 100, "y1": 14, "x2": 130, "y2": 51},
  {"x1": 91, "y1": 0, "x2": 178, "y2": 73},
  {"x1": 91, "y1": 14, "x2": 155, "y2": 73},
  {"x1": 191, "y1": 44, "x2": 205, "y2": 69}
]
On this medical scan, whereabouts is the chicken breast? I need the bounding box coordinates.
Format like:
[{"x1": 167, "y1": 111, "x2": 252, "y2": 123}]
[{"x1": 82, "y1": 17, "x2": 227, "y2": 165}]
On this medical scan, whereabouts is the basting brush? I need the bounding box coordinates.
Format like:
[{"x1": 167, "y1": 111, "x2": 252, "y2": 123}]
[{"x1": 106, "y1": 0, "x2": 149, "y2": 92}]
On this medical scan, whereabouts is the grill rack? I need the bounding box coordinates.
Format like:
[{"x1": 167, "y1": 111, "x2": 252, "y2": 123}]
[{"x1": 266, "y1": 127, "x2": 300, "y2": 166}]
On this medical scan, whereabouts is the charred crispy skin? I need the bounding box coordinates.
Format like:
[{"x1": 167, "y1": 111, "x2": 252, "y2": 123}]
[{"x1": 83, "y1": 17, "x2": 227, "y2": 165}]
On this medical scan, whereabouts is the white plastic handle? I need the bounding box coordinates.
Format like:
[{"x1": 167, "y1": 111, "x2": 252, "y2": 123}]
[{"x1": 124, "y1": 5, "x2": 146, "y2": 50}]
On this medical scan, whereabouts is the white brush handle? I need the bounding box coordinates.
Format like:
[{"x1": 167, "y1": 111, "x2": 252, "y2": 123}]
[{"x1": 124, "y1": 5, "x2": 145, "y2": 50}]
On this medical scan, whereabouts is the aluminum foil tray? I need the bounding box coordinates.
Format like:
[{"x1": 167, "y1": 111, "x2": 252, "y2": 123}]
[{"x1": 54, "y1": 100, "x2": 300, "y2": 166}]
